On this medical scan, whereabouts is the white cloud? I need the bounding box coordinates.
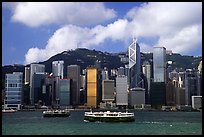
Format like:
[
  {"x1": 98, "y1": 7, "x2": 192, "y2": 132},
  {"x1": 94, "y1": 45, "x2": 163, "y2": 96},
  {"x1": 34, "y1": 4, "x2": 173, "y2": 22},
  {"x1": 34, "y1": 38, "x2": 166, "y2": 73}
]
[
  {"x1": 24, "y1": 2, "x2": 202, "y2": 64},
  {"x1": 126, "y1": 2, "x2": 202, "y2": 54},
  {"x1": 24, "y1": 19, "x2": 130, "y2": 64},
  {"x1": 8, "y1": 2, "x2": 116, "y2": 27}
]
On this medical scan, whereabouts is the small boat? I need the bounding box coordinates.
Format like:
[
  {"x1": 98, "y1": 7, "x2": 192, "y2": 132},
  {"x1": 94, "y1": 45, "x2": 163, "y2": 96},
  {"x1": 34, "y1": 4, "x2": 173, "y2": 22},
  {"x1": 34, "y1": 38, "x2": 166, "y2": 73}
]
[
  {"x1": 2, "y1": 108, "x2": 17, "y2": 113},
  {"x1": 84, "y1": 110, "x2": 135, "y2": 122},
  {"x1": 43, "y1": 109, "x2": 70, "y2": 117}
]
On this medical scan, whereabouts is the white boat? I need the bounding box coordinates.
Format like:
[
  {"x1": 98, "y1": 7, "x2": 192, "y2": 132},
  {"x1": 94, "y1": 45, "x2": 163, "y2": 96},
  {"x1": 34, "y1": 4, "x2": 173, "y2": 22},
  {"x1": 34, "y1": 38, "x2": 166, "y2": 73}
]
[
  {"x1": 2, "y1": 108, "x2": 17, "y2": 113},
  {"x1": 84, "y1": 110, "x2": 135, "y2": 122},
  {"x1": 43, "y1": 109, "x2": 70, "y2": 117}
]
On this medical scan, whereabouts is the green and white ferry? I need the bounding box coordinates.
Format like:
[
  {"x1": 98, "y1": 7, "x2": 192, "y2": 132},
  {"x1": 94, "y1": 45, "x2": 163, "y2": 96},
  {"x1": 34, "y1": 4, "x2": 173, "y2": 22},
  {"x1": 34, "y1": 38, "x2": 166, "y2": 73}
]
[{"x1": 84, "y1": 110, "x2": 135, "y2": 122}]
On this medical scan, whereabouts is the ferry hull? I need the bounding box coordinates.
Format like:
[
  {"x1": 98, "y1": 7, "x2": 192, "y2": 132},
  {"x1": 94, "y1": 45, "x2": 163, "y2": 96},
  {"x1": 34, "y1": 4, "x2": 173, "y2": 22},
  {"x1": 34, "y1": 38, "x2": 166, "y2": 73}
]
[{"x1": 84, "y1": 116, "x2": 135, "y2": 122}]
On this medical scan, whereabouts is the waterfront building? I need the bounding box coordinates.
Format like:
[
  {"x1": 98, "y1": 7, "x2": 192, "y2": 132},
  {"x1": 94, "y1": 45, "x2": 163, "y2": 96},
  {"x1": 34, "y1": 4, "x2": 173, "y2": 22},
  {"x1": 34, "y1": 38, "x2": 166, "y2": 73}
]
[
  {"x1": 129, "y1": 87, "x2": 145, "y2": 108},
  {"x1": 59, "y1": 79, "x2": 71, "y2": 106},
  {"x1": 166, "y1": 80, "x2": 176, "y2": 106},
  {"x1": 129, "y1": 38, "x2": 141, "y2": 88},
  {"x1": 86, "y1": 67, "x2": 98, "y2": 108},
  {"x1": 24, "y1": 67, "x2": 30, "y2": 85},
  {"x1": 116, "y1": 76, "x2": 128, "y2": 106},
  {"x1": 150, "y1": 82, "x2": 166, "y2": 109},
  {"x1": 5, "y1": 72, "x2": 23, "y2": 110},
  {"x1": 102, "y1": 80, "x2": 115, "y2": 102},
  {"x1": 31, "y1": 72, "x2": 47, "y2": 105},
  {"x1": 142, "y1": 61, "x2": 151, "y2": 104},
  {"x1": 52, "y1": 61, "x2": 64, "y2": 79},
  {"x1": 153, "y1": 46, "x2": 167, "y2": 83},
  {"x1": 30, "y1": 64, "x2": 45, "y2": 105},
  {"x1": 185, "y1": 69, "x2": 198, "y2": 105},
  {"x1": 67, "y1": 65, "x2": 80, "y2": 106},
  {"x1": 175, "y1": 87, "x2": 185, "y2": 105},
  {"x1": 191, "y1": 96, "x2": 202, "y2": 110}
]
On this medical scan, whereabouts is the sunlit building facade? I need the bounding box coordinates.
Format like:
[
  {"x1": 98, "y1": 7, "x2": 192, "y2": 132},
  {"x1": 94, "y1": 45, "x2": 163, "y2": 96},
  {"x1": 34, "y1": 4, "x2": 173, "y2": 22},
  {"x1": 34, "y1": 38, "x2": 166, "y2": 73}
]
[
  {"x1": 153, "y1": 47, "x2": 166, "y2": 83},
  {"x1": 30, "y1": 64, "x2": 45, "y2": 105},
  {"x1": 52, "y1": 61, "x2": 64, "y2": 79},
  {"x1": 5, "y1": 72, "x2": 23, "y2": 110},
  {"x1": 86, "y1": 67, "x2": 98, "y2": 108}
]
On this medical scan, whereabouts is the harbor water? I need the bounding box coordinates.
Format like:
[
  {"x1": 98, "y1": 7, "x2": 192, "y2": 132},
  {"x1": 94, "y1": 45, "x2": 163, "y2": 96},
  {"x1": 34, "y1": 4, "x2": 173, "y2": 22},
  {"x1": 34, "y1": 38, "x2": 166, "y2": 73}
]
[{"x1": 2, "y1": 110, "x2": 202, "y2": 135}]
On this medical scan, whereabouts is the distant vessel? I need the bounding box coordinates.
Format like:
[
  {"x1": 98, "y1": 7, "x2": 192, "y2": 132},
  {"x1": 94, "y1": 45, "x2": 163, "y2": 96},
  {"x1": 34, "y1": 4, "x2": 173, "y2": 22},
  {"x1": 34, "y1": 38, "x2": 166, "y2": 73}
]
[
  {"x1": 84, "y1": 110, "x2": 135, "y2": 122},
  {"x1": 2, "y1": 108, "x2": 17, "y2": 113},
  {"x1": 43, "y1": 109, "x2": 70, "y2": 117}
]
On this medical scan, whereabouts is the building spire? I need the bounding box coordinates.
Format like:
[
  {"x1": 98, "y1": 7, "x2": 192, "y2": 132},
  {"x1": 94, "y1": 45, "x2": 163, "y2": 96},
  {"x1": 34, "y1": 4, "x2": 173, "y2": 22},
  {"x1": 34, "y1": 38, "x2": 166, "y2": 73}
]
[{"x1": 132, "y1": 33, "x2": 137, "y2": 43}]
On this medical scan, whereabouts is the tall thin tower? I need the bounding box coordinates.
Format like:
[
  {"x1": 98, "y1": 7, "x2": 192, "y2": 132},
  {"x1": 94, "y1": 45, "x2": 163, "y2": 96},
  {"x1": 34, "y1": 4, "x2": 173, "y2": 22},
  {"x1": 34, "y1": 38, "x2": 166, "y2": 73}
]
[{"x1": 129, "y1": 37, "x2": 141, "y2": 88}]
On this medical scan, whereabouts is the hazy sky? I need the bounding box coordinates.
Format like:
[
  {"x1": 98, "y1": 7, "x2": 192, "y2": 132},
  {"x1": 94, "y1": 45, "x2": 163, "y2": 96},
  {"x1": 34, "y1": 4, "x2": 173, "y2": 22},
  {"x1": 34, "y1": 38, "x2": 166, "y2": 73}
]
[{"x1": 2, "y1": 2, "x2": 202, "y2": 65}]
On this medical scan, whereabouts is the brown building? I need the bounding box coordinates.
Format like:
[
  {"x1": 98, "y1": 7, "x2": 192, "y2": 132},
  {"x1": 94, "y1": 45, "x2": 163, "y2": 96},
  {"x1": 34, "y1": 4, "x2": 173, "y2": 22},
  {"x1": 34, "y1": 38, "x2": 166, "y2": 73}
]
[{"x1": 86, "y1": 67, "x2": 98, "y2": 108}]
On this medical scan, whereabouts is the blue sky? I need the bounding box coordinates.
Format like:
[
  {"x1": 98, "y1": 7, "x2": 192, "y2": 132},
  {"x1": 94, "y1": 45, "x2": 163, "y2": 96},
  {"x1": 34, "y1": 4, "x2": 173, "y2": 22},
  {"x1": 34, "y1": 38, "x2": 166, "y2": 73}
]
[{"x1": 2, "y1": 2, "x2": 202, "y2": 65}]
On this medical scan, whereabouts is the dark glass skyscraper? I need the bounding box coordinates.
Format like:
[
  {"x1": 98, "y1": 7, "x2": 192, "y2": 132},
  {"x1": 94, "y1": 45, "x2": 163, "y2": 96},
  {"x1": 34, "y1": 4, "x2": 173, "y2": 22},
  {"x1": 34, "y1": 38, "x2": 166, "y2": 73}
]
[{"x1": 67, "y1": 65, "x2": 80, "y2": 106}]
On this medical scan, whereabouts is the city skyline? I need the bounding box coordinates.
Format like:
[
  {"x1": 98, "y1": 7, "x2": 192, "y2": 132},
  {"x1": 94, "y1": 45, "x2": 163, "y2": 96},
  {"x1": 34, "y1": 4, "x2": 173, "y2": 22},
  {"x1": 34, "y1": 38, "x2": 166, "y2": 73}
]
[{"x1": 2, "y1": 2, "x2": 202, "y2": 65}]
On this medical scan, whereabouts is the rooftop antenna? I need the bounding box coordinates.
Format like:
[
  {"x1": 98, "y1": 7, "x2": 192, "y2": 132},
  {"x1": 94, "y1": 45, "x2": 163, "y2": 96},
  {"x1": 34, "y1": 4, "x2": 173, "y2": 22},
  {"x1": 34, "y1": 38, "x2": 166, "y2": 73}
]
[{"x1": 132, "y1": 32, "x2": 137, "y2": 44}]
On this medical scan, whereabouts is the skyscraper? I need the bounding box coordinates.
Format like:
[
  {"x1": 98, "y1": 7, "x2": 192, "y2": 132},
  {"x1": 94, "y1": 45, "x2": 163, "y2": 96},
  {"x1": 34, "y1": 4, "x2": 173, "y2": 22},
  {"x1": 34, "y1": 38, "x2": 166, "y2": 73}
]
[
  {"x1": 86, "y1": 67, "x2": 98, "y2": 108},
  {"x1": 116, "y1": 76, "x2": 128, "y2": 106},
  {"x1": 52, "y1": 61, "x2": 64, "y2": 79},
  {"x1": 5, "y1": 72, "x2": 23, "y2": 110},
  {"x1": 30, "y1": 64, "x2": 45, "y2": 105},
  {"x1": 142, "y1": 61, "x2": 151, "y2": 104},
  {"x1": 185, "y1": 69, "x2": 198, "y2": 105},
  {"x1": 59, "y1": 78, "x2": 71, "y2": 106},
  {"x1": 102, "y1": 80, "x2": 115, "y2": 102},
  {"x1": 24, "y1": 67, "x2": 30, "y2": 85},
  {"x1": 67, "y1": 65, "x2": 80, "y2": 106},
  {"x1": 153, "y1": 47, "x2": 166, "y2": 83},
  {"x1": 32, "y1": 72, "x2": 47, "y2": 105},
  {"x1": 129, "y1": 38, "x2": 141, "y2": 88}
]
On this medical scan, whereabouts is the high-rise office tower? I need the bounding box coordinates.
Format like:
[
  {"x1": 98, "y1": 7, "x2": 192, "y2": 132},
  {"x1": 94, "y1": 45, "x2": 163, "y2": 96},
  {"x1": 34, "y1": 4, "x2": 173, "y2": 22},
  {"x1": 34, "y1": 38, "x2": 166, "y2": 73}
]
[
  {"x1": 67, "y1": 65, "x2": 80, "y2": 105},
  {"x1": 30, "y1": 64, "x2": 45, "y2": 105},
  {"x1": 31, "y1": 72, "x2": 47, "y2": 105},
  {"x1": 185, "y1": 69, "x2": 198, "y2": 105},
  {"x1": 5, "y1": 72, "x2": 23, "y2": 110},
  {"x1": 129, "y1": 38, "x2": 141, "y2": 88},
  {"x1": 102, "y1": 80, "x2": 115, "y2": 102},
  {"x1": 142, "y1": 61, "x2": 151, "y2": 104},
  {"x1": 59, "y1": 78, "x2": 71, "y2": 106},
  {"x1": 116, "y1": 76, "x2": 128, "y2": 106},
  {"x1": 52, "y1": 61, "x2": 64, "y2": 79},
  {"x1": 153, "y1": 47, "x2": 166, "y2": 83},
  {"x1": 86, "y1": 67, "x2": 98, "y2": 108},
  {"x1": 24, "y1": 67, "x2": 30, "y2": 85}
]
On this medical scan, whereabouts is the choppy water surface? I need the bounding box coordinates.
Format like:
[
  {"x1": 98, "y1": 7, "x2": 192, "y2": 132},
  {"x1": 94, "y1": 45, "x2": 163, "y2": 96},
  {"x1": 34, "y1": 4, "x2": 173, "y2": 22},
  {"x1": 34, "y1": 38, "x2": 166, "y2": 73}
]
[{"x1": 2, "y1": 111, "x2": 202, "y2": 135}]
